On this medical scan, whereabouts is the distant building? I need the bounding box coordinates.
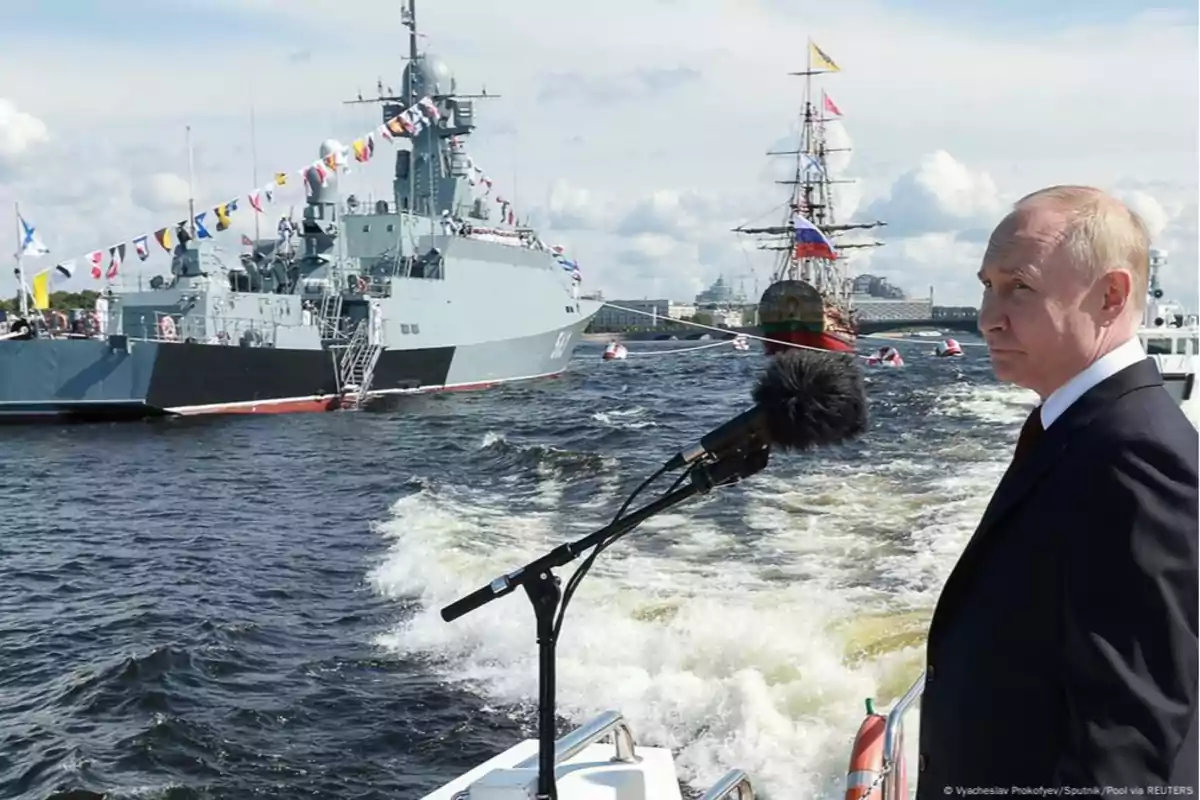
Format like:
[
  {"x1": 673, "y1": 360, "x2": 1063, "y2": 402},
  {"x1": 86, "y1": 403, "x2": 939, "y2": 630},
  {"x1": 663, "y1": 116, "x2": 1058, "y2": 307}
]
[
  {"x1": 695, "y1": 275, "x2": 745, "y2": 306},
  {"x1": 848, "y1": 273, "x2": 930, "y2": 320},
  {"x1": 691, "y1": 275, "x2": 747, "y2": 327},
  {"x1": 851, "y1": 274, "x2": 907, "y2": 300}
]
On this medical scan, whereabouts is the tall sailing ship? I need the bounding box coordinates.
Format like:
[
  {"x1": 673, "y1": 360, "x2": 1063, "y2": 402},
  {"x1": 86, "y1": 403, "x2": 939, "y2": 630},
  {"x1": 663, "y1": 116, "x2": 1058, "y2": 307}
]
[
  {"x1": 735, "y1": 40, "x2": 886, "y2": 355},
  {"x1": 0, "y1": 0, "x2": 600, "y2": 422}
]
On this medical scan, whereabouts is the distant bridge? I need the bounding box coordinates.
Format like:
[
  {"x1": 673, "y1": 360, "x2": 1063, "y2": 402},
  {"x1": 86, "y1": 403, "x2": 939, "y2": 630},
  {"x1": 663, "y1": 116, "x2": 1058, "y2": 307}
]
[
  {"x1": 587, "y1": 302, "x2": 981, "y2": 341},
  {"x1": 857, "y1": 316, "x2": 980, "y2": 335},
  {"x1": 853, "y1": 304, "x2": 980, "y2": 336},
  {"x1": 613, "y1": 315, "x2": 981, "y2": 342}
]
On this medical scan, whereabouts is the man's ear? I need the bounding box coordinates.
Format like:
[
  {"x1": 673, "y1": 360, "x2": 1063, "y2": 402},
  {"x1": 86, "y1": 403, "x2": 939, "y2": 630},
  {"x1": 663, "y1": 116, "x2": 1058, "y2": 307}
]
[{"x1": 1099, "y1": 269, "x2": 1133, "y2": 316}]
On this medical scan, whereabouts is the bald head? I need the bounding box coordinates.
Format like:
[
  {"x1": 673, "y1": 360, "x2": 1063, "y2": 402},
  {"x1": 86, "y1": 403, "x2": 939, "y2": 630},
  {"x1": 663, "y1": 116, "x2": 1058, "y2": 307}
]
[
  {"x1": 977, "y1": 185, "x2": 1151, "y2": 398},
  {"x1": 1002, "y1": 185, "x2": 1151, "y2": 310}
]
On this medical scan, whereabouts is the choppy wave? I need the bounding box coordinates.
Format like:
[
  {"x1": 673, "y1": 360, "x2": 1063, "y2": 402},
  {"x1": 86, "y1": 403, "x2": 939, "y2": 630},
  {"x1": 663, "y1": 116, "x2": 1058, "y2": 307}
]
[
  {"x1": 368, "y1": 343, "x2": 1034, "y2": 798},
  {"x1": 1, "y1": 338, "x2": 1037, "y2": 799}
]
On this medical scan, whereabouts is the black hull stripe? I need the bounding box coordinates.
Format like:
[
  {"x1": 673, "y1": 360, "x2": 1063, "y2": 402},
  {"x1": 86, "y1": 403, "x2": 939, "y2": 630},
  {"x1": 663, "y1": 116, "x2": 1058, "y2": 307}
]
[{"x1": 144, "y1": 343, "x2": 455, "y2": 410}]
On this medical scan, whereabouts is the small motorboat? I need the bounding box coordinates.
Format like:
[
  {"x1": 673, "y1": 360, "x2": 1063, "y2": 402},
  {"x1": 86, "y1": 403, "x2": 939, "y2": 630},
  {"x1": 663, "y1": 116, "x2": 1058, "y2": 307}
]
[
  {"x1": 866, "y1": 345, "x2": 904, "y2": 367},
  {"x1": 602, "y1": 341, "x2": 628, "y2": 361},
  {"x1": 934, "y1": 338, "x2": 964, "y2": 357}
]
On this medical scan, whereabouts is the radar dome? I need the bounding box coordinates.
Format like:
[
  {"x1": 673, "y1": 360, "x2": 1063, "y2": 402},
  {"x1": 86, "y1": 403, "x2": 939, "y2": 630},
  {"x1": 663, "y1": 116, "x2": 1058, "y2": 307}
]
[{"x1": 401, "y1": 53, "x2": 455, "y2": 100}]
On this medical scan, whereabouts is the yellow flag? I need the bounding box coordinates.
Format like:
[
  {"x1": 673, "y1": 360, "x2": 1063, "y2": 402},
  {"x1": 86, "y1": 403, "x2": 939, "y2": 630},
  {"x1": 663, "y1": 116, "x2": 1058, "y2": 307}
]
[
  {"x1": 215, "y1": 203, "x2": 232, "y2": 231},
  {"x1": 32, "y1": 269, "x2": 51, "y2": 310},
  {"x1": 809, "y1": 40, "x2": 840, "y2": 72},
  {"x1": 274, "y1": 172, "x2": 288, "y2": 186}
]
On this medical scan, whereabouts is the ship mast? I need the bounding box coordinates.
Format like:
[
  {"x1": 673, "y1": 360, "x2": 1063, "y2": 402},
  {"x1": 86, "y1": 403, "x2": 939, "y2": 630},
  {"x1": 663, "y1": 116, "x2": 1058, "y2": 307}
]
[
  {"x1": 404, "y1": 0, "x2": 419, "y2": 223},
  {"x1": 786, "y1": 41, "x2": 837, "y2": 295},
  {"x1": 250, "y1": 94, "x2": 260, "y2": 242},
  {"x1": 732, "y1": 40, "x2": 886, "y2": 308},
  {"x1": 185, "y1": 125, "x2": 197, "y2": 240}
]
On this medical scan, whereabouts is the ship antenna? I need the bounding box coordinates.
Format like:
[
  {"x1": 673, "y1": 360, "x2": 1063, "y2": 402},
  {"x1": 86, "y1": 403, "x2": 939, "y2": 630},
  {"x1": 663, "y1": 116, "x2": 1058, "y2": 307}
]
[
  {"x1": 250, "y1": 90, "x2": 260, "y2": 242},
  {"x1": 404, "y1": 0, "x2": 418, "y2": 218},
  {"x1": 14, "y1": 201, "x2": 28, "y2": 318},
  {"x1": 407, "y1": 0, "x2": 418, "y2": 66},
  {"x1": 185, "y1": 125, "x2": 197, "y2": 240}
]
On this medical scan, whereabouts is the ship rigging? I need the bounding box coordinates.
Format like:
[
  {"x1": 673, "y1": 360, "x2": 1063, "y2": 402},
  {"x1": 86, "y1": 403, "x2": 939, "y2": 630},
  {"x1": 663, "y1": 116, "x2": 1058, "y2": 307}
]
[{"x1": 733, "y1": 39, "x2": 887, "y2": 355}]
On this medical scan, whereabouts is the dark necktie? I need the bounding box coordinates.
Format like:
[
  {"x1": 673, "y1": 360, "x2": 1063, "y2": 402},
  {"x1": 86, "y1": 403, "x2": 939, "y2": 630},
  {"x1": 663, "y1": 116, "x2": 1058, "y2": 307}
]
[{"x1": 1012, "y1": 405, "x2": 1045, "y2": 464}]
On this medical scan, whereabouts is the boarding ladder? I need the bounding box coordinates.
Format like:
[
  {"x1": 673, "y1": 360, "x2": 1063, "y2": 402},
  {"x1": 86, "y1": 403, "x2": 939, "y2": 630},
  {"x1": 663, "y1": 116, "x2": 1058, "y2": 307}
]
[
  {"x1": 318, "y1": 292, "x2": 344, "y2": 340},
  {"x1": 336, "y1": 320, "x2": 383, "y2": 409}
]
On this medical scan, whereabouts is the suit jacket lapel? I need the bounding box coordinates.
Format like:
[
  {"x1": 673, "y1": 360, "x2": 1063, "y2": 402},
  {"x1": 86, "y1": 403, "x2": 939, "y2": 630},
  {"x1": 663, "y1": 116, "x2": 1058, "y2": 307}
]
[{"x1": 928, "y1": 358, "x2": 1164, "y2": 642}]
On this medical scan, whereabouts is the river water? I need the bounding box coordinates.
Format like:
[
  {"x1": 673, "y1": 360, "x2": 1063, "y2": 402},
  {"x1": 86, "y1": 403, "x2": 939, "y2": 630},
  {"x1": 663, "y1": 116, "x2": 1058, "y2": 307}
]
[{"x1": 1, "y1": 336, "x2": 1046, "y2": 799}]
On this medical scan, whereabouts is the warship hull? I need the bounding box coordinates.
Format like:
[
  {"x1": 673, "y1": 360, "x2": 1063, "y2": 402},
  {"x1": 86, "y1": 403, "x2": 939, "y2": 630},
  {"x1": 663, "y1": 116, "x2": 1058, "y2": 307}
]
[{"x1": 0, "y1": 312, "x2": 595, "y2": 422}]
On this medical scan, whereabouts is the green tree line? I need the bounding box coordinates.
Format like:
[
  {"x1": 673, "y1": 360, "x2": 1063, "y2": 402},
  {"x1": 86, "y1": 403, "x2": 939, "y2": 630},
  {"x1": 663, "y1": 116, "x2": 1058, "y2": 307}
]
[{"x1": 0, "y1": 291, "x2": 100, "y2": 314}]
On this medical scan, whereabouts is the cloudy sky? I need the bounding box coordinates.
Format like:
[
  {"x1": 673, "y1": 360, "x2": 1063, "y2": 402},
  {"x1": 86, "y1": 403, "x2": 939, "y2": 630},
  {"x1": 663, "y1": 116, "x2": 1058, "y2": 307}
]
[{"x1": 0, "y1": 0, "x2": 1195, "y2": 307}]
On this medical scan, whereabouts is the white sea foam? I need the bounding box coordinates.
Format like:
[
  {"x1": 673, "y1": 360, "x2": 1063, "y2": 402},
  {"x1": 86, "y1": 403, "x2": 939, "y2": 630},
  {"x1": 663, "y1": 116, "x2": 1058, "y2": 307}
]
[{"x1": 369, "y1": 380, "x2": 1033, "y2": 798}]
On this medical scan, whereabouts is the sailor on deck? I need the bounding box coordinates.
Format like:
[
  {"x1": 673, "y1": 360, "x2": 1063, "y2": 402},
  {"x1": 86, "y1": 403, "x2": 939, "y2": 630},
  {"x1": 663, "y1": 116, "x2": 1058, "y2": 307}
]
[{"x1": 277, "y1": 214, "x2": 296, "y2": 257}]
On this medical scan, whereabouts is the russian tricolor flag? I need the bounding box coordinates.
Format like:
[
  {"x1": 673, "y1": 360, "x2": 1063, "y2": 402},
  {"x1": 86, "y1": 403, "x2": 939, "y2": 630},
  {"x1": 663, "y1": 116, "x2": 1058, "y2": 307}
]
[{"x1": 793, "y1": 213, "x2": 837, "y2": 260}]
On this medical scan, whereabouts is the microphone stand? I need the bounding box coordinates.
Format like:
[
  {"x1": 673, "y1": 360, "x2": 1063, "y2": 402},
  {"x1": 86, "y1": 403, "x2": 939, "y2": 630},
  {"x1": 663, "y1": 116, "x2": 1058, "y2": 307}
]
[{"x1": 441, "y1": 444, "x2": 770, "y2": 800}]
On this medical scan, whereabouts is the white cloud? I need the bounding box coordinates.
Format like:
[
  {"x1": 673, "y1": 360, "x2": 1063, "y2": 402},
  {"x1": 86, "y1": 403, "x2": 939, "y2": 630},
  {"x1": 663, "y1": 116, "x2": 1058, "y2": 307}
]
[
  {"x1": 0, "y1": 0, "x2": 1194, "y2": 312},
  {"x1": 131, "y1": 173, "x2": 193, "y2": 214},
  {"x1": 616, "y1": 190, "x2": 734, "y2": 240},
  {"x1": 0, "y1": 98, "x2": 49, "y2": 178},
  {"x1": 854, "y1": 231, "x2": 988, "y2": 307},
  {"x1": 1116, "y1": 189, "x2": 1171, "y2": 239},
  {"x1": 866, "y1": 151, "x2": 1004, "y2": 241},
  {"x1": 543, "y1": 179, "x2": 610, "y2": 231}
]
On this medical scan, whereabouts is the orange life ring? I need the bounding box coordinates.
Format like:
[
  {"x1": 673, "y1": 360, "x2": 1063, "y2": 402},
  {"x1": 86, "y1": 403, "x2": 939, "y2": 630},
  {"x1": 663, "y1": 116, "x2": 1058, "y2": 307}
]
[
  {"x1": 159, "y1": 315, "x2": 176, "y2": 340},
  {"x1": 844, "y1": 710, "x2": 905, "y2": 800},
  {"x1": 356, "y1": 276, "x2": 369, "y2": 293}
]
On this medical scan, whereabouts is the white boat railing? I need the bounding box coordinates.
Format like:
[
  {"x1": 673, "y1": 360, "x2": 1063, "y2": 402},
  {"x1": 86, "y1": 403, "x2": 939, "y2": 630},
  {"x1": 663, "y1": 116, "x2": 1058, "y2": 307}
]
[
  {"x1": 700, "y1": 769, "x2": 755, "y2": 800},
  {"x1": 883, "y1": 670, "x2": 926, "y2": 800},
  {"x1": 442, "y1": 709, "x2": 762, "y2": 800},
  {"x1": 519, "y1": 710, "x2": 638, "y2": 769},
  {"x1": 447, "y1": 711, "x2": 641, "y2": 800}
]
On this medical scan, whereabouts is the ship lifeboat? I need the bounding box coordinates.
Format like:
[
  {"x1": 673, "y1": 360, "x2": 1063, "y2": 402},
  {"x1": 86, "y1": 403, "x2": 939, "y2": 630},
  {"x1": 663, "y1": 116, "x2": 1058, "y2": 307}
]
[
  {"x1": 602, "y1": 341, "x2": 628, "y2": 361},
  {"x1": 731, "y1": 334, "x2": 750, "y2": 351},
  {"x1": 935, "y1": 338, "x2": 964, "y2": 357},
  {"x1": 866, "y1": 346, "x2": 904, "y2": 367}
]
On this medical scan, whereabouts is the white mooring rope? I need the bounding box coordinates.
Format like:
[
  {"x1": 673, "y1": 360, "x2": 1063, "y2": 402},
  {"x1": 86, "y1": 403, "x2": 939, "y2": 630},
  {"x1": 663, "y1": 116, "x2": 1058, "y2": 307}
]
[
  {"x1": 620, "y1": 340, "x2": 734, "y2": 356},
  {"x1": 598, "y1": 302, "x2": 984, "y2": 361}
]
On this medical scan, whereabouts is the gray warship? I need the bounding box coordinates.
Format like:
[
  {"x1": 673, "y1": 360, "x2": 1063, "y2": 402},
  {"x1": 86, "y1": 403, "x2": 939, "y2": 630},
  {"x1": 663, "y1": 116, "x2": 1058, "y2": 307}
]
[{"x1": 0, "y1": 0, "x2": 600, "y2": 422}]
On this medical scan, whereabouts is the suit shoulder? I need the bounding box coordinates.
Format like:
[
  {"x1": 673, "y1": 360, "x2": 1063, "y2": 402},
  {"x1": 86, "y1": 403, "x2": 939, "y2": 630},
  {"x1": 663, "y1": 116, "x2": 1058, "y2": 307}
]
[{"x1": 1077, "y1": 386, "x2": 1198, "y2": 473}]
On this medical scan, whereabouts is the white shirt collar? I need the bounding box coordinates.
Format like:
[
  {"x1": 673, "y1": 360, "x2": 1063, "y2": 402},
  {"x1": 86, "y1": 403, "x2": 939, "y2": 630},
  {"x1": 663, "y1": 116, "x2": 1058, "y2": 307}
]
[{"x1": 1040, "y1": 337, "x2": 1146, "y2": 428}]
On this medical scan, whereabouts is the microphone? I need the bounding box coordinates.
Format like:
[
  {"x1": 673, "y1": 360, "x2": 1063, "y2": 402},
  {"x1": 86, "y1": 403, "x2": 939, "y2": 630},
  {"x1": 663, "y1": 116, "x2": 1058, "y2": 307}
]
[{"x1": 663, "y1": 348, "x2": 868, "y2": 471}]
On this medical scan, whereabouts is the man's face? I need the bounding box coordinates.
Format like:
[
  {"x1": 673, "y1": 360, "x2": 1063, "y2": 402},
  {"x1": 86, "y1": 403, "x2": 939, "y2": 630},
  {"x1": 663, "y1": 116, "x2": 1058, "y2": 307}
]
[{"x1": 976, "y1": 207, "x2": 1126, "y2": 398}]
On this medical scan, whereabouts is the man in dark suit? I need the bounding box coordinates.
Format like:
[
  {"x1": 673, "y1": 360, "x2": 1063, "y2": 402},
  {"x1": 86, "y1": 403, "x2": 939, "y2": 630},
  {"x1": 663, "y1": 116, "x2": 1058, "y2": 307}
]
[{"x1": 915, "y1": 185, "x2": 1198, "y2": 795}]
